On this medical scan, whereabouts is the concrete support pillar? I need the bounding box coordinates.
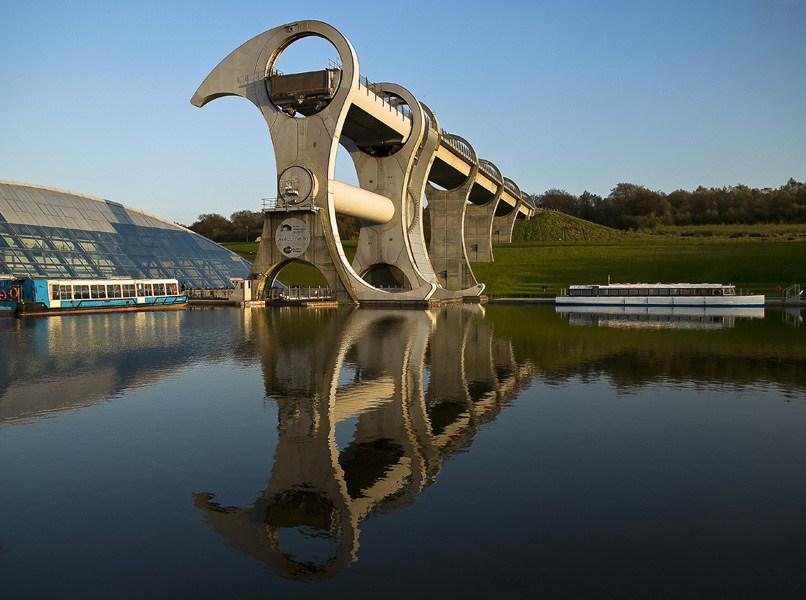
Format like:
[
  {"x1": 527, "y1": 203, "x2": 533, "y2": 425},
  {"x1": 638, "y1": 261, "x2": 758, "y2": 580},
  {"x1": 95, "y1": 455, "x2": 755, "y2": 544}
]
[
  {"x1": 425, "y1": 134, "x2": 482, "y2": 293},
  {"x1": 463, "y1": 160, "x2": 505, "y2": 263},
  {"x1": 191, "y1": 20, "x2": 529, "y2": 304},
  {"x1": 491, "y1": 179, "x2": 525, "y2": 245}
]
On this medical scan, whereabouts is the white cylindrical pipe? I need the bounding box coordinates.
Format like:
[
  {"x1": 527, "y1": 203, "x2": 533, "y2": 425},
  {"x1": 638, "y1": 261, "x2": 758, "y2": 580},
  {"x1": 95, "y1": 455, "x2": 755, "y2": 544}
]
[{"x1": 332, "y1": 180, "x2": 395, "y2": 224}]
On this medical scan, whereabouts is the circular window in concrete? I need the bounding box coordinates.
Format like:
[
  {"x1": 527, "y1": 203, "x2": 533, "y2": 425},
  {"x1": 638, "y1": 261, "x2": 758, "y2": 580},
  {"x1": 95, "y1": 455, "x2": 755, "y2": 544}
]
[{"x1": 268, "y1": 36, "x2": 342, "y2": 118}]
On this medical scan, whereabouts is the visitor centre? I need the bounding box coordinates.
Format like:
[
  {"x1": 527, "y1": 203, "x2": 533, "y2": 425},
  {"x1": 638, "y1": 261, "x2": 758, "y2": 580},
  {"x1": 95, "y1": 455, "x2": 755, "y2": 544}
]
[{"x1": 0, "y1": 181, "x2": 251, "y2": 288}]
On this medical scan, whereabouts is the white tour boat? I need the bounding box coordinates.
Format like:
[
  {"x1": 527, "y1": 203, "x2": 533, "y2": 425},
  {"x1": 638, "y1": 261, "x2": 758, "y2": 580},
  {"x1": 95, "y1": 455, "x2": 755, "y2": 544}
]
[{"x1": 556, "y1": 282, "x2": 765, "y2": 308}]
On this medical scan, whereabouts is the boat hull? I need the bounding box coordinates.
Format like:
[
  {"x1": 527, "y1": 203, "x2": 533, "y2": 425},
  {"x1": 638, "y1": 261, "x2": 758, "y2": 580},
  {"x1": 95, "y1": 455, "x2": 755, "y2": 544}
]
[
  {"x1": 0, "y1": 277, "x2": 188, "y2": 316},
  {"x1": 555, "y1": 295, "x2": 765, "y2": 308}
]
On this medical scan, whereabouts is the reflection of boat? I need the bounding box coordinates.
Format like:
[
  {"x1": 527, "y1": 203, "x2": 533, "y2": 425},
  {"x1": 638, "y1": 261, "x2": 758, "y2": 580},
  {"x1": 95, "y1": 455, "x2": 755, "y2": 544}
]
[
  {"x1": 0, "y1": 276, "x2": 187, "y2": 315},
  {"x1": 557, "y1": 304, "x2": 765, "y2": 329},
  {"x1": 557, "y1": 282, "x2": 764, "y2": 308}
]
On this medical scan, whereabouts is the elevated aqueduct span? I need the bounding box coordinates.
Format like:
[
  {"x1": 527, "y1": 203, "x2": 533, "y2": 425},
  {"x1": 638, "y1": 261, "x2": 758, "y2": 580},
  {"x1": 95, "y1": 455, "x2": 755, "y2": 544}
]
[{"x1": 192, "y1": 20, "x2": 534, "y2": 305}]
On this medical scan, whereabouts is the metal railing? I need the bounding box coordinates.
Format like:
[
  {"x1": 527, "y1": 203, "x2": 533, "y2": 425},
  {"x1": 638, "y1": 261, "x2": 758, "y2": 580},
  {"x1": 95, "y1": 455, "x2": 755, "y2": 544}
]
[
  {"x1": 358, "y1": 75, "x2": 412, "y2": 120},
  {"x1": 268, "y1": 286, "x2": 332, "y2": 301},
  {"x1": 504, "y1": 179, "x2": 519, "y2": 194},
  {"x1": 187, "y1": 288, "x2": 234, "y2": 300},
  {"x1": 479, "y1": 161, "x2": 500, "y2": 182},
  {"x1": 441, "y1": 132, "x2": 472, "y2": 160},
  {"x1": 782, "y1": 283, "x2": 802, "y2": 299},
  {"x1": 262, "y1": 197, "x2": 316, "y2": 212}
]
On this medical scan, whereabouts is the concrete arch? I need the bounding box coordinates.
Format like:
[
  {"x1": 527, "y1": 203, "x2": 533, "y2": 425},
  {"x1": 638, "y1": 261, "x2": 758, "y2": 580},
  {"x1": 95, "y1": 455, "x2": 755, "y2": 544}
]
[
  {"x1": 192, "y1": 20, "x2": 531, "y2": 305},
  {"x1": 464, "y1": 159, "x2": 506, "y2": 263},
  {"x1": 492, "y1": 180, "x2": 526, "y2": 244},
  {"x1": 425, "y1": 133, "x2": 484, "y2": 292},
  {"x1": 346, "y1": 82, "x2": 442, "y2": 296}
]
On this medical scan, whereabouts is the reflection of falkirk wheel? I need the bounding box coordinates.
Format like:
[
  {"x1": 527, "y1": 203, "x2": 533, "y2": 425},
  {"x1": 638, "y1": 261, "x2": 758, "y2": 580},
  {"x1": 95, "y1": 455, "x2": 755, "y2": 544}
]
[
  {"x1": 191, "y1": 20, "x2": 534, "y2": 305},
  {"x1": 192, "y1": 306, "x2": 536, "y2": 579}
]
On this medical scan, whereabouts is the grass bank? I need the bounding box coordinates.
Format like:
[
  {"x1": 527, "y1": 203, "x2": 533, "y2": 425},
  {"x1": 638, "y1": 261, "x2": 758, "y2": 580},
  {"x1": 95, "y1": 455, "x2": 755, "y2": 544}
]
[
  {"x1": 223, "y1": 237, "x2": 805, "y2": 297},
  {"x1": 473, "y1": 238, "x2": 806, "y2": 297}
]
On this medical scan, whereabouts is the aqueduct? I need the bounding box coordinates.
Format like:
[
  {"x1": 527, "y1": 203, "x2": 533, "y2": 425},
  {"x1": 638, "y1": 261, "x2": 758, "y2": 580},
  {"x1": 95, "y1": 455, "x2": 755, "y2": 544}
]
[{"x1": 192, "y1": 20, "x2": 534, "y2": 305}]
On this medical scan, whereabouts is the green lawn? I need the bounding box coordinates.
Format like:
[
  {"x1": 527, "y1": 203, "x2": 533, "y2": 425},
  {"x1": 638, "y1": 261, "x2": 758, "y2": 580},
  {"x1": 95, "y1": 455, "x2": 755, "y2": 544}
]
[
  {"x1": 224, "y1": 238, "x2": 806, "y2": 297},
  {"x1": 473, "y1": 238, "x2": 806, "y2": 296}
]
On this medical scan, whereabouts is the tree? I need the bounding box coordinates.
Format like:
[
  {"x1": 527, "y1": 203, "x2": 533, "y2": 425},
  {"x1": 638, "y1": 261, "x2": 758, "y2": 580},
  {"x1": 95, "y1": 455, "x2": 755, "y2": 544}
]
[
  {"x1": 607, "y1": 183, "x2": 670, "y2": 230},
  {"x1": 189, "y1": 213, "x2": 233, "y2": 242},
  {"x1": 230, "y1": 210, "x2": 264, "y2": 242},
  {"x1": 536, "y1": 189, "x2": 580, "y2": 216}
]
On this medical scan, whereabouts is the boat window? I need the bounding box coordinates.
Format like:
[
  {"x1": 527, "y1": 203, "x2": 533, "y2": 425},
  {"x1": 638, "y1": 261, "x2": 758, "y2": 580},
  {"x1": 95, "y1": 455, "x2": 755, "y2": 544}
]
[
  {"x1": 570, "y1": 289, "x2": 581, "y2": 296},
  {"x1": 107, "y1": 284, "x2": 122, "y2": 298},
  {"x1": 669, "y1": 288, "x2": 678, "y2": 296},
  {"x1": 679, "y1": 288, "x2": 690, "y2": 296},
  {"x1": 581, "y1": 289, "x2": 592, "y2": 296},
  {"x1": 659, "y1": 288, "x2": 669, "y2": 296},
  {"x1": 168, "y1": 282, "x2": 178, "y2": 295},
  {"x1": 600, "y1": 289, "x2": 609, "y2": 296},
  {"x1": 122, "y1": 284, "x2": 136, "y2": 298},
  {"x1": 154, "y1": 283, "x2": 166, "y2": 296},
  {"x1": 619, "y1": 289, "x2": 628, "y2": 296},
  {"x1": 136, "y1": 283, "x2": 145, "y2": 297},
  {"x1": 143, "y1": 283, "x2": 153, "y2": 296},
  {"x1": 648, "y1": 288, "x2": 659, "y2": 296},
  {"x1": 59, "y1": 284, "x2": 72, "y2": 299},
  {"x1": 628, "y1": 288, "x2": 639, "y2": 296},
  {"x1": 51, "y1": 284, "x2": 60, "y2": 300},
  {"x1": 91, "y1": 284, "x2": 107, "y2": 299},
  {"x1": 74, "y1": 284, "x2": 90, "y2": 299}
]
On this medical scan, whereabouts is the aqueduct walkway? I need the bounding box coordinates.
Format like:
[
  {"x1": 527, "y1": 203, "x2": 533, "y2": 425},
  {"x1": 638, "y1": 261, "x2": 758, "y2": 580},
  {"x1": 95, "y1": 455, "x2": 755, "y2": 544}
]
[{"x1": 192, "y1": 20, "x2": 534, "y2": 304}]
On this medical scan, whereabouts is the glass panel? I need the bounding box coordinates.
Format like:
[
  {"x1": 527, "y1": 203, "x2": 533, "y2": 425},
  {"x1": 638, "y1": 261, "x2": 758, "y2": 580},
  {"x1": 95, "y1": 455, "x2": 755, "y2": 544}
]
[
  {"x1": 122, "y1": 284, "x2": 135, "y2": 297},
  {"x1": 60, "y1": 285, "x2": 72, "y2": 299},
  {"x1": 107, "y1": 285, "x2": 122, "y2": 298}
]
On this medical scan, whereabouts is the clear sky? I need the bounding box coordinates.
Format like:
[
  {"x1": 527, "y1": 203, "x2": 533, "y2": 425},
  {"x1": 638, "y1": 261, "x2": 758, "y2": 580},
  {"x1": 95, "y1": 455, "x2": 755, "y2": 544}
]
[{"x1": 2, "y1": 0, "x2": 804, "y2": 225}]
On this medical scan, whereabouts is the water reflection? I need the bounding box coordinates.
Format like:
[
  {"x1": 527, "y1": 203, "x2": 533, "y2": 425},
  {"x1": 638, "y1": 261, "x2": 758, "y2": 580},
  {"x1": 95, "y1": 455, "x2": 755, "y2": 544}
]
[
  {"x1": 556, "y1": 305, "x2": 765, "y2": 329},
  {"x1": 192, "y1": 305, "x2": 534, "y2": 579},
  {"x1": 495, "y1": 305, "x2": 806, "y2": 397},
  {"x1": 0, "y1": 308, "x2": 249, "y2": 427}
]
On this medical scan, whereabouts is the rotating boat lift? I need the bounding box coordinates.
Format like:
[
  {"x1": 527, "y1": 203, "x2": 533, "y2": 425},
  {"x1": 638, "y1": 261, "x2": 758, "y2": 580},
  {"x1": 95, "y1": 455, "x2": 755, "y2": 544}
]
[{"x1": 192, "y1": 20, "x2": 534, "y2": 305}]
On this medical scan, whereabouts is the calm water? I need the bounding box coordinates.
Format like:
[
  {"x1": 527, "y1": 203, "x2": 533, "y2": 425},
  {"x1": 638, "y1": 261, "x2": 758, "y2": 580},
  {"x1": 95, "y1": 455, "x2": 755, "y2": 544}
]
[{"x1": 1, "y1": 304, "x2": 805, "y2": 599}]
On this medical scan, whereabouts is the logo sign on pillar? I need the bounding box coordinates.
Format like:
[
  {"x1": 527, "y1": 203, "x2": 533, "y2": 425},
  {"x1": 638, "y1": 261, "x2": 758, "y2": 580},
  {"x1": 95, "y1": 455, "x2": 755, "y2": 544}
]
[{"x1": 275, "y1": 218, "x2": 311, "y2": 258}]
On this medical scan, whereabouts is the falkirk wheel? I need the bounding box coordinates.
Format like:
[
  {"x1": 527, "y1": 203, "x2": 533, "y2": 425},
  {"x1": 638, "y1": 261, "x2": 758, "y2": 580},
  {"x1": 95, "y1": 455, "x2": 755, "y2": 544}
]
[{"x1": 192, "y1": 20, "x2": 534, "y2": 305}]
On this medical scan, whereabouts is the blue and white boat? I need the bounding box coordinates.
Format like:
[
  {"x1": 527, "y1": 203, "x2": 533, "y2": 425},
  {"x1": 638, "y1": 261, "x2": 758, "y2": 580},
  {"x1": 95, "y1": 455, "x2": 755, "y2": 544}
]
[
  {"x1": 0, "y1": 276, "x2": 188, "y2": 315},
  {"x1": 556, "y1": 282, "x2": 765, "y2": 308}
]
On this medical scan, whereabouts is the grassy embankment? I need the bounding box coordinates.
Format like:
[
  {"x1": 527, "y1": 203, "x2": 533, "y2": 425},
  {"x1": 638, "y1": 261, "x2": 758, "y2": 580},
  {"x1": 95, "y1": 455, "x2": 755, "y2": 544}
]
[{"x1": 223, "y1": 212, "x2": 806, "y2": 297}]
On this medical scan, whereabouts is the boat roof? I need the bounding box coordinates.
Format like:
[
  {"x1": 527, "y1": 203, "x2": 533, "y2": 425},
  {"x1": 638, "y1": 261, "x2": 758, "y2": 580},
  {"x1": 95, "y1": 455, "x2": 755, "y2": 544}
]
[{"x1": 570, "y1": 282, "x2": 734, "y2": 289}]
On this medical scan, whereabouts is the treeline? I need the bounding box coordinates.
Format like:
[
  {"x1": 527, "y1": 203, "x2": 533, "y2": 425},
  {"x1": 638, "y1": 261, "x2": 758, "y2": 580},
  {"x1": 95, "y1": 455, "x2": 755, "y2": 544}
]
[
  {"x1": 532, "y1": 178, "x2": 806, "y2": 230},
  {"x1": 189, "y1": 178, "x2": 806, "y2": 242},
  {"x1": 188, "y1": 210, "x2": 361, "y2": 242}
]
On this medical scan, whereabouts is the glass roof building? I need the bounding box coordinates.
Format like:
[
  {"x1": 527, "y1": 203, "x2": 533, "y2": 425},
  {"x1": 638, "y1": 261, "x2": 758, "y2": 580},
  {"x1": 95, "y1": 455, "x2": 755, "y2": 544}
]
[{"x1": 0, "y1": 181, "x2": 251, "y2": 288}]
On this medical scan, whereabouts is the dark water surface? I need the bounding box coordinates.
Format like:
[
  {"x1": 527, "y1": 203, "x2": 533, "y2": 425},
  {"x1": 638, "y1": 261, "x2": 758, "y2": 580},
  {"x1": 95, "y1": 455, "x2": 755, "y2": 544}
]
[{"x1": 1, "y1": 305, "x2": 804, "y2": 599}]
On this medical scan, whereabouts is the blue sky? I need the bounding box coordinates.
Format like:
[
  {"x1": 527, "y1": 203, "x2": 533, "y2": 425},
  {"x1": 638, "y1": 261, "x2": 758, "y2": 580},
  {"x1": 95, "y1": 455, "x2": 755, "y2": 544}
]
[{"x1": 2, "y1": 0, "x2": 804, "y2": 225}]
